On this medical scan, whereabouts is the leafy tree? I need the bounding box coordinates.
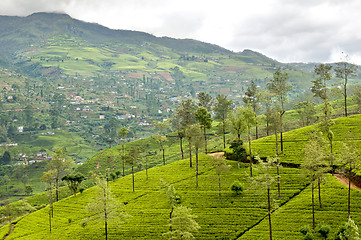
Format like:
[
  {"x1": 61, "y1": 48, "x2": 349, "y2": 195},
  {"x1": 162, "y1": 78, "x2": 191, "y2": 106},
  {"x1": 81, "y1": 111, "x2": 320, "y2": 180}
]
[
  {"x1": 47, "y1": 147, "x2": 72, "y2": 201},
  {"x1": 254, "y1": 156, "x2": 277, "y2": 240},
  {"x1": 301, "y1": 130, "x2": 330, "y2": 233},
  {"x1": 243, "y1": 80, "x2": 261, "y2": 139},
  {"x1": 317, "y1": 222, "x2": 331, "y2": 239},
  {"x1": 104, "y1": 118, "x2": 119, "y2": 144},
  {"x1": 153, "y1": 121, "x2": 169, "y2": 165},
  {"x1": 173, "y1": 100, "x2": 197, "y2": 159},
  {"x1": 335, "y1": 55, "x2": 357, "y2": 117},
  {"x1": 267, "y1": 70, "x2": 292, "y2": 154},
  {"x1": 41, "y1": 170, "x2": 56, "y2": 232},
  {"x1": 195, "y1": 106, "x2": 213, "y2": 154},
  {"x1": 293, "y1": 101, "x2": 316, "y2": 127},
  {"x1": 230, "y1": 180, "x2": 243, "y2": 195},
  {"x1": 187, "y1": 124, "x2": 203, "y2": 187},
  {"x1": 197, "y1": 92, "x2": 213, "y2": 111},
  {"x1": 125, "y1": 148, "x2": 140, "y2": 192},
  {"x1": 261, "y1": 90, "x2": 274, "y2": 136},
  {"x1": 214, "y1": 94, "x2": 233, "y2": 149},
  {"x1": 229, "y1": 138, "x2": 246, "y2": 169},
  {"x1": 0, "y1": 151, "x2": 11, "y2": 165},
  {"x1": 227, "y1": 108, "x2": 245, "y2": 139},
  {"x1": 239, "y1": 106, "x2": 256, "y2": 177},
  {"x1": 312, "y1": 64, "x2": 332, "y2": 101},
  {"x1": 61, "y1": 172, "x2": 86, "y2": 197},
  {"x1": 160, "y1": 180, "x2": 181, "y2": 235},
  {"x1": 209, "y1": 156, "x2": 231, "y2": 205},
  {"x1": 337, "y1": 141, "x2": 360, "y2": 218},
  {"x1": 25, "y1": 185, "x2": 33, "y2": 195},
  {"x1": 163, "y1": 205, "x2": 200, "y2": 240},
  {"x1": 336, "y1": 218, "x2": 360, "y2": 240},
  {"x1": 85, "y1": 177, "x2": 128, "y2": 240},
  {"x1": 118, "y1": 126, "x2": 129, "y2": 176},
  {"x1": 318, "y1": 99, "x2": 335, "y2": 161}
]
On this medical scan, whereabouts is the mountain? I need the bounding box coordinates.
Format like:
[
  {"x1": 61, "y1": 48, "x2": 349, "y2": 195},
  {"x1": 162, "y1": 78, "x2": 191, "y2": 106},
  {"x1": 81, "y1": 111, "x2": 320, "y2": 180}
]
[{"x1": 0, "y1": 12, "x2": 230, "y2": 58}]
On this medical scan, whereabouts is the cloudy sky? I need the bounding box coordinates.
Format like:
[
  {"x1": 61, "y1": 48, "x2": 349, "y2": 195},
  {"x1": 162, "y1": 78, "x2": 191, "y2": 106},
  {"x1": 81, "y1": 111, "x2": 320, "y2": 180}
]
[{"x1": 1, "y1": 0, "x2": 361, "y2": 64}]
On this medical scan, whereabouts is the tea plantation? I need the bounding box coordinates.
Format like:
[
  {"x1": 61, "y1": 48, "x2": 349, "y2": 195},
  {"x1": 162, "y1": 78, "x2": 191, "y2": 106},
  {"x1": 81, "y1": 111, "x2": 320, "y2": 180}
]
[{"x1": 1, "y1": 114, "x2": 361, "y2": 239}]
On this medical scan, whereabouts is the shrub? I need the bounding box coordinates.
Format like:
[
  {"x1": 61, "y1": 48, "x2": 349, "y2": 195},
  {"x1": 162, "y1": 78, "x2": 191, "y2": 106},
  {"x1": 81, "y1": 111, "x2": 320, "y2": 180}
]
[
  {"x1": 303, "y1": 232, "x2": 314, "y2": 240},
  {"x1": 300, "y1": 225, "x2": 311, "y2": 235},
  {"x1": 317, "y1": 222, "x2": 330, "y2": 239},
  {"x1": 230, "y1": 180, "x2": 243, "y2": 195}
]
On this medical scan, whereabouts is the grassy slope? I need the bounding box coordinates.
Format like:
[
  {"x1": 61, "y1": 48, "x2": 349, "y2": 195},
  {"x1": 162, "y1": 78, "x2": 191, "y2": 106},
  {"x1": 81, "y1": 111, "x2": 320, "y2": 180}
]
[
  {"x1": 3, "y1": 156, "x2": 306, "y2": 240},
  {"x1": 252, "y1": 114, "x2": 361, "y2": 166},
  {"x1": 1, "y1": 115, "x2": 361, "y2": 239}
]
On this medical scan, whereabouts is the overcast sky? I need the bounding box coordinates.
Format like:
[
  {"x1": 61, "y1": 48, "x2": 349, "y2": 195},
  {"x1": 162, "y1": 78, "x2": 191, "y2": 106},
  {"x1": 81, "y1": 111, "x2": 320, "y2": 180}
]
[{"x1": 1, "y1": 0, "x2": 361, "y2": 64}]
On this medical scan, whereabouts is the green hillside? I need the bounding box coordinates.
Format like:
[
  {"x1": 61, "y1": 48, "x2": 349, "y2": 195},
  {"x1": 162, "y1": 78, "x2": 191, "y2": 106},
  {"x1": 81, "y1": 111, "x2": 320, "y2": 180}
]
[{"x1": 1, "y1": 114, "x2": 361, "y2": 239}]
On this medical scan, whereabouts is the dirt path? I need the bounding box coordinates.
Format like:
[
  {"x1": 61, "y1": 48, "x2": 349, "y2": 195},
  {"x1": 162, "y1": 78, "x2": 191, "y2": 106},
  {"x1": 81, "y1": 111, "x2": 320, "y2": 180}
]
[
  {"x1": 334, "y1": 174, "x2": 361, "y2": 191},
  {"x1": 208, "y1": 152, "x2": 224, "y2": 159},
  {"x1": 4, "y1": 223, "x2": 15, "y2": 239}
]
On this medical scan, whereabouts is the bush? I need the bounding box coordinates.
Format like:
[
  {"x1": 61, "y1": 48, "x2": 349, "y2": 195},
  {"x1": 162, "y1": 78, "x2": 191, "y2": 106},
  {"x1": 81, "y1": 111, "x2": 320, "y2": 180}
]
[
  {"x1": 300, "y1": 225, "x2": 311, "y2": 235},
  {"x1": 230, "y1": 180, "x2": 243, "y2": 195},
  {"x1": 303, "y1": 232, "x2": 314, "y2": 240},
  {"x1": 317, "y1": 222, "x2": 330, "y2": 239}
]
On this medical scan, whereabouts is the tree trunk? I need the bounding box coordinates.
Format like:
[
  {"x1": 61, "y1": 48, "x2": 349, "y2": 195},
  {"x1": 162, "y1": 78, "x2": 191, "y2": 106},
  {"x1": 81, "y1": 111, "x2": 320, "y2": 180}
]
[
  {"x1": 204, "y1": 127, "x2": 208, "y2": 154},
  {"x1": 218, "y1": 174, "x2": 222, "y2": 205},
  {"x1": 311, "y1": 177, "x2": 315, "y2": 233},
  {"x1": 169, "y1": 206, "x2": 174, "y2": 232},
  {"x1": 188, "y1": 139, "x2": 192, "y2": 167},
  {"x1": 55, "y1": 177, "x2": 59, "y2": 202},
  {"x1": 105, "y1": 214, "x2": 108, "y2": 240},
  {"x1": 280, "y1": 111, "x2": 284, "y2": 154},
  {"x1": 267, "y1": 186, "x2": 272, "y2": 240},
  {"x1": 277, "y1": 159, "x2": 280, "y2": 198},
  {"x1": 180, "y1": 136, "x2": 184, "y2": 159},
  {"x1": 318, "y1": 177, "x2": 322, "y2": 208},
  {"x1": 266, "y1": 121, "x2": 269, "y2": 136},
  {"x1": 256, "y1": 124, "x2": 259, "y2": 140},
  {"x1": 196, "y1": 146, "x2": 199, "y2": 188},
  {"x1": 348, "y1": 171, "x2": 351, "y2": 218},
  {"x1": 275, "y1": 130, "x2": 279, "y2": 156},
  {"x1": 222, "y1": 120, "x2": 226, "y2": 149},
  {"x1": 248, "y1": 126, "x2": 252, "y2": 177},
  {"x1": 49, "y1": 208, "x2": 52, "y2": 233},
  {"x1": 344, "y1": 77, "x2": 348, "y2": 117},
  {"x1": 162, "y1": 147, "x2": 165, "y2": 165},
  {"x1": 122, "y1": 144, "x2": 125, "y2": 176},
  {"x1": 132, "y1": 165, "x2": 135, "y2": 193}
]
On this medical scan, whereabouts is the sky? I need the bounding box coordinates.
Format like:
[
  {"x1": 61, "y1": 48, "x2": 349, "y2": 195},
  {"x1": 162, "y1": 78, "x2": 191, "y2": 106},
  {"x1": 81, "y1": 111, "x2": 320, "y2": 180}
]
[{"x1": 1, "y1": 0, "x2": 361, "y2": 64}]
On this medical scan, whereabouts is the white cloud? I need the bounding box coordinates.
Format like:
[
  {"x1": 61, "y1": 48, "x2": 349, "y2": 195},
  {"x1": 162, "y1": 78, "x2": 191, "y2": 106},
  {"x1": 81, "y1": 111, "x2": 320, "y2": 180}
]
[{"x1": 1, "y1": 0, "x2": 361, "y2": 64}]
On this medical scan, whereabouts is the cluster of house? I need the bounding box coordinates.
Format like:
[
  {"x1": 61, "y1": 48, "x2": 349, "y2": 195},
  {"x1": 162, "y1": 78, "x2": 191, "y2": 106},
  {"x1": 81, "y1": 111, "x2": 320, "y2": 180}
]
[{"x1": 16, "y1": 151, "x2": 53, "y2": 165}]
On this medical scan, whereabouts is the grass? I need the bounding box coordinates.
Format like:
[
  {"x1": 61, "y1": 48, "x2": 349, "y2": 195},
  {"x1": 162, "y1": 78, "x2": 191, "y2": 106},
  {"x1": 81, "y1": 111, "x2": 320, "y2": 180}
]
[
  {"x1": 1, "y1": 155, "x2": 308, "y2": 239},
  {"x1": 2, "y1": 114, "x2": 361, "y2": 239}
]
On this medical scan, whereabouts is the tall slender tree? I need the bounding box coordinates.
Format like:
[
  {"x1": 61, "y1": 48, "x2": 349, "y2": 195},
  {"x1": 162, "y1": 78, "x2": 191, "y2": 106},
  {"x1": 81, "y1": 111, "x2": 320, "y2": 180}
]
[
  {"x1": 267, "y1": 70, "x2": 292, "y2": 154},
  {"x1": 172, "y1": 100, "x2": 197, "y2": 159},
  {"x1": 118, "y1": 126, "x2": 128, "y2": 177},
  {"x1": 195, "y1": 106, "x2": 213, "y2": 154},
  {"x1": 243, "y1": 80, "x2": 261, "y2": 139},
  {"x1": 197, "y1": 92, "x2": 213, "y2": 111},
  {"x1": 254, "y1": 156, "x2": 277, "y2": 240},
  {"x1": 239, "y1": 106, "x2": 256, "y2": 177},
  {"x1": 153, "y1": 121, "x2": 169, "y2": 165},
  {"x1": 334, "y1": 54, "x2": 357, "y2": 117},
  {"x1": 227, "y1": 108, "x2": 245, "y2": 139},
  {"x1": 214, "y1": 94, "x2": 232, "y2": 149},
  {"x1": 47, "y1": 147, "x2": 71, "y2": 202},
  {"x1": 301, "y1": 130, "x2": 330, "y2": 233},
  {"x1": 85, "y1": 177, "x2": 128, "y2": 240},
  {"x1": 337, "y1": 141, "x2": 360, "y2": 218}
]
